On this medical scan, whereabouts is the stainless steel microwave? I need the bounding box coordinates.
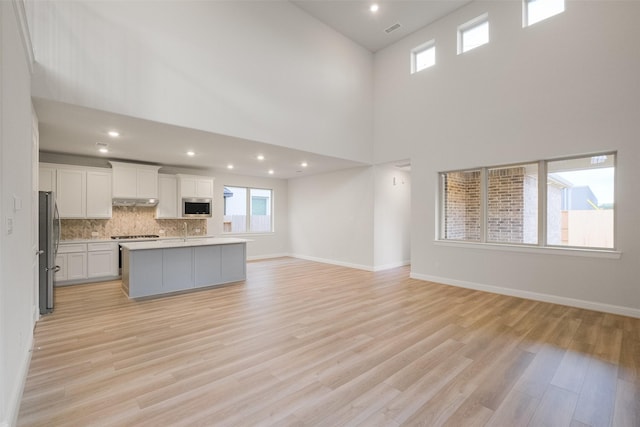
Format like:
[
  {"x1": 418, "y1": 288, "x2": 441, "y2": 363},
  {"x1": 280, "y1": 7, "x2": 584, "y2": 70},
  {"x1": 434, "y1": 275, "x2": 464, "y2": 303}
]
[{"x1": 182, "y1": 198, "x2": 212, "y2": 217}]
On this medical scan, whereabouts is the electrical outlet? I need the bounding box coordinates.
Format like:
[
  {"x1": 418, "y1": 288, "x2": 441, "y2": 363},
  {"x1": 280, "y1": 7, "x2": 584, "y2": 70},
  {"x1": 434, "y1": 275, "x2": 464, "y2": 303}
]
[
  {"x1": 159, "y1": 229, "x2": 165, "y2": 234},
  {"x1": 195, "y1": 228, "x2": 201, "y2": 233},
  {"x1": 6, "y1": 217, "x2": 13, "y2": 235},
  {"x1": 91, "y1": 231, "x2": 99, "y2": 237}
]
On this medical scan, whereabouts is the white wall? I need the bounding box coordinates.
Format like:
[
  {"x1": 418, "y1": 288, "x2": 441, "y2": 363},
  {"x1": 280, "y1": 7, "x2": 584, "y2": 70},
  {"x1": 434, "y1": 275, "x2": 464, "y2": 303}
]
[
  {"x1": 374, "y1": 1, "x2": 640, "y2": 315},
  {"x1": 288, "y1": 167, "x2": 375, "y2": 270},
  {"x1": 1, "y1": 1, "x2": 37, "y2": 425},
  {"x1": 27, "y1": 0, "x2": 373, "y2": 163},
  {"x1": 373, "y1": 163, "x2": 411, "y2": 270}
]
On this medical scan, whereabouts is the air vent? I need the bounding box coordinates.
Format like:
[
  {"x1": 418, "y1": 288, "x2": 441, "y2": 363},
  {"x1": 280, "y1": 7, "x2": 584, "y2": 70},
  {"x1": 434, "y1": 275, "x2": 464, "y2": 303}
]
[{"x1": 385, "y1": 23, "x2": 402, "y2": 34}]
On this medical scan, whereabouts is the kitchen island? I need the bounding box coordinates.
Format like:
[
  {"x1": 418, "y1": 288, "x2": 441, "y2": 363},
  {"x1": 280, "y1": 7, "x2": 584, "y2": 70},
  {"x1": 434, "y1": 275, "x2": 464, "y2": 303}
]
[{"x1": 120, "y1": 237, "x2": 248, "y2": 298}]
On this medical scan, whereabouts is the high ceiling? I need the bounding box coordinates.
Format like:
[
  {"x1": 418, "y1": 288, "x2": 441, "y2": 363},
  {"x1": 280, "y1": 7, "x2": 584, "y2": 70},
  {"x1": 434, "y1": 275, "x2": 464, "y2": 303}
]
[
  {"x1": 291, "y1": 0, "x2": 472, "y2": 52},
  {"x1": 36, "y1": 1, "x2": 470, "y2": 176}
]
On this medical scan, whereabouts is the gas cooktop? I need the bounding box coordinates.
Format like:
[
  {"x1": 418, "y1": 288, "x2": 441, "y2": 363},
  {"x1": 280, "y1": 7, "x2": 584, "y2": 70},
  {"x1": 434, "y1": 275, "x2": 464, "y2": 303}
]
[{"x1": 110, "y1": 235, "x2": 160, "y2": 240}]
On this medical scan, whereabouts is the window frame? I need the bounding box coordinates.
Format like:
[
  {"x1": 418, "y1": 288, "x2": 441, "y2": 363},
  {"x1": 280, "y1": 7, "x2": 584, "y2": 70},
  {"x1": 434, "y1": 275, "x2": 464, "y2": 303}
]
[
  {"x1": 437, "y1": 152, "x2": 618, "y2": 255},
  {"x1": 411, "y1": 40, "x2": 436, "y2": 74},
  {"x1": 223, "y1": 185, "x2": 274, "y2": 234},
  {"x1": 457, "y1": 13, "x2": 489, "y2": 55}
]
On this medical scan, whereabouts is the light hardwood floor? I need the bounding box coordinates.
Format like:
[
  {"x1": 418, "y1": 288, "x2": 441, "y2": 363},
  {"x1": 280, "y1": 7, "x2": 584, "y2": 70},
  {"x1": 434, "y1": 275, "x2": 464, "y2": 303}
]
[{"x1": 18, "y1": 257, "x2": 640, "y2": 426}]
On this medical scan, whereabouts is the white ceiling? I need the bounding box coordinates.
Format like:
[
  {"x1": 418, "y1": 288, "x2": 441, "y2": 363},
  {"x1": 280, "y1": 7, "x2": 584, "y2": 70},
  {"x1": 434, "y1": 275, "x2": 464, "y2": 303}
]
[
  {"x1": 291, "y1": 0, "x2": 472, "y2": 52},
  {"x1": 35, "y1": 98, "x2": 366, "y2": 179},
  {"x1": 35, "y1": 1, "x2": 466, "y2": 176}
]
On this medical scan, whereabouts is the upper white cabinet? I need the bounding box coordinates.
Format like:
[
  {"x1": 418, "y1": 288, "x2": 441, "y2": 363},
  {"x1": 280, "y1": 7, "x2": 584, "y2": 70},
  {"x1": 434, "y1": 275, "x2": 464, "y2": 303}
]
[
  {"x1": 110, "y1": 161, "x2": 160, "y2": 199},
  {"x1": 40, "y1": 163, "x2": 112, "y2": 219},
  {"x1": 86, "y1": 170, "x2": 112, "y2": 218},
  {"x1": 57, "y1": 168, "x2": 86, "y2": 218},
  {"x1": 157, "y1": 174, "x2": 178, "y2": 218},
  {"x1": 39, "y1": 165, "x2": 56, "y2": 192},
  {"x1": 177, "y1": 174, "x2": 214, "y2": 199}
]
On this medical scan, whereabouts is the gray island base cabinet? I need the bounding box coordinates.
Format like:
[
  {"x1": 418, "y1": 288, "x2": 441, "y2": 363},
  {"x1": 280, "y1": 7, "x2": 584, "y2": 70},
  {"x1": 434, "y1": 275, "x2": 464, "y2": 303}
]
[{"x1": 121, "y1": 238, "x2": 247, "y2": 298}]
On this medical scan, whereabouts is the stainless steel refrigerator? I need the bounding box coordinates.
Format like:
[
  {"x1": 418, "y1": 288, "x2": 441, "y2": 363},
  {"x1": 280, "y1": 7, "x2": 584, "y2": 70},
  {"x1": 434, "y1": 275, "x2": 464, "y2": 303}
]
[{"x1": 39, "y1": 191, "x2": 60, "y2": 314}]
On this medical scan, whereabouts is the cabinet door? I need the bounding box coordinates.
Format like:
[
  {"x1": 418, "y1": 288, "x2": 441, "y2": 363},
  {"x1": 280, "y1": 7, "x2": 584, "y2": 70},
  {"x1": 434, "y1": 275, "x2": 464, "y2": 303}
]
[
  {"x1": 66, "y1": 252, "x2": 87, "y2": 281},
  {"x1": 54, "y1": 253, "x2": 67, "y2": 282},
  {"x1": 180, "y1": 177, "x2": 197, "y2": 198},
  {"x1": 112, "y1": 166, "x2": 137, "y2": 198},
  {"x1": 157, "y1": 175, "x2": 178, "y2": 218},
  {"x1": 162, "y1": 248, "x2": 194, "y2": 292},
  {"x1": 221, "y1": 244, "x2": 246, "y2": 283},
  {"x1": 86, "y1": 170, "x2": 112, "y2": 218},
  {"x1": 57, "y1": 168, "x2": 86, "y2": 218},
  {"x1": 87, "y1": 250, "x2": 115, "y2": 278},
  {"x1": 137, "y1": 168, "x2": 158, "y2": 199},
  {"x1": 39, "y1": 166, "x2": 56, "y2": 192},
  {"x1": 194, "y1": 245, "x2": 221, "y2": 287},
  {"x1": 196, "y1": 178, "x2": 214, "y2": 198}
]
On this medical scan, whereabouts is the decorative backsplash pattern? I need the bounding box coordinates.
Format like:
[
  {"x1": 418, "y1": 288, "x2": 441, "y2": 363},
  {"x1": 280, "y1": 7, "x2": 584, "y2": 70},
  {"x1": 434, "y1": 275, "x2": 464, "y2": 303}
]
[{"x1": 61, "y1": 207, "x2": 207, "y2": 240}]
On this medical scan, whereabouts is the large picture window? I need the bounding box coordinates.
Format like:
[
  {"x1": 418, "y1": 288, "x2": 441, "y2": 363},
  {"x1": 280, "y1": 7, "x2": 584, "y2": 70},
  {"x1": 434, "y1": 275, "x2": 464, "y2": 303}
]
[
  {"x1": 223, "y1": 186, "x2": 273, "y2": 233},
  {"x1": 439, "y1": 153, "x2": 615, "y2": 250}
]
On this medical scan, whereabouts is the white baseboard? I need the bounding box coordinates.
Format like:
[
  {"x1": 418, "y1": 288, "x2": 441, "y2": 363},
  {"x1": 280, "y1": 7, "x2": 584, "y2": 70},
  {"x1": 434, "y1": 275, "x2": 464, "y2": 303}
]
[
  {"x1": 4, "y1": 331, "x2": 34, "y2": 427},
  {"x1": 373, "y1": 260, "x2": 411, "y2": 272},
  {"x1": 290, "y1": 254, "x2": 374, "y2": 272},
  {"x1": 411, "y1": 272, "x2": 640, "y2": 319},
  {"x1": 247, "y1": 253, "x2": 291, "y2": 261}
]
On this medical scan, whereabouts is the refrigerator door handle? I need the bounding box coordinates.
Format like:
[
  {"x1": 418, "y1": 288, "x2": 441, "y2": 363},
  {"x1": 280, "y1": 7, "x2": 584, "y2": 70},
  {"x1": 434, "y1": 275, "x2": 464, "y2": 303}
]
[{"x1": 36, "y1": 249, "x2": 44, "y2": 256}]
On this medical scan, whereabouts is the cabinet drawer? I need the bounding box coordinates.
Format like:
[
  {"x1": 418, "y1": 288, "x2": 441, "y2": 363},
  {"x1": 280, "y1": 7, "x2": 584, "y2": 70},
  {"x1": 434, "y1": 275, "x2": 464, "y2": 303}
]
[
  {"x1": 58, "y1": 244, "x2": 87, "y2": 253},
  {"x1": 88, "y1": 242, "x2": 116, "y2": 252}
]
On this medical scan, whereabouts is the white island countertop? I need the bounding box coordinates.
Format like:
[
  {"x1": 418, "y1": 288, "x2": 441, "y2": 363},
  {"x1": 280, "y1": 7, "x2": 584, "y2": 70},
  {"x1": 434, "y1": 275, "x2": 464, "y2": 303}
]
[{"x1": 119, "y1": 237, "x2": 250, "y2": 251}]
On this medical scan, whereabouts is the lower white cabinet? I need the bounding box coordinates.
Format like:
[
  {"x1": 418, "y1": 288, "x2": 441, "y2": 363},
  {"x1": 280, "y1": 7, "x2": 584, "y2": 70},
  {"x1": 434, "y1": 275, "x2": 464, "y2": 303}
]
[
  {"x1": 55, "y1": 243, "x2": 88, "y2": 284},
  {"x1": 87, "y1": 242, "x2": 118, "y2": 278},
  {"x1": 56, "y1": 242, "x2": 118, "y2": 285}
]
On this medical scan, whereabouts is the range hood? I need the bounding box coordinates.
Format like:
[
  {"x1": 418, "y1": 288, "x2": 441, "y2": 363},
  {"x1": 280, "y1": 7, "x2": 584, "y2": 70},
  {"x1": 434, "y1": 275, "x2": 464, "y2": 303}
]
[{"x1": 112, "y1": 198, "x2": 159, "y2": 207}]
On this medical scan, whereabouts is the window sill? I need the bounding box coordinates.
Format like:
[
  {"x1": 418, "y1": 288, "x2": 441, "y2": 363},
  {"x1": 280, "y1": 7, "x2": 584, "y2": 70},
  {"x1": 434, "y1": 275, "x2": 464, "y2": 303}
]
[{"x1": 433, "y1": 240, "x2": 622, "y2": 259}]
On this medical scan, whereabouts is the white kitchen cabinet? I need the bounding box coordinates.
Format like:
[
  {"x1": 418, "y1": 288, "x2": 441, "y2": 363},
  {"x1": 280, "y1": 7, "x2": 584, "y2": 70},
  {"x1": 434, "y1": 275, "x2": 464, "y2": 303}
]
[
  {"x1": 39, "y1": 165, "x2": 56, "y2": 192},
  {"x1": 56, "y1": 242, "x2": 118, "y2": 285},
  {"x1": 56, "y1": 168, "x2": 86, "y2": 218},
  {"x1": 41, "y1": 163, "x2": 112, "y2": 219},
  {"x1": 86, "y1": 170, "x2": 112, "y2": 218},
  {"x1": 87, "y1": 242, "x2": 118, "y2": 278},
  {"x1": 110, "y1": 161, "x2": 160, "y2": 199},
  {"x1": 55, "y1": 243, "x2": 88, "y2": 284},
  {"x1": 177, "y1": 174, "x2": 214, "y2": 199},
  {"x1": 156, "y1": 174, "x2": 178, "y2": 218}
]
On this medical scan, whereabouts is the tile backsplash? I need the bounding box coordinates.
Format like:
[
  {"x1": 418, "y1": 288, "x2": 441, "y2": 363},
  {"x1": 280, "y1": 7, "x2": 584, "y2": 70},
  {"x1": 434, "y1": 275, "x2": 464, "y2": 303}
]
[{"x1": 61, "y1": 207, "x2": 207, "y2": 240}]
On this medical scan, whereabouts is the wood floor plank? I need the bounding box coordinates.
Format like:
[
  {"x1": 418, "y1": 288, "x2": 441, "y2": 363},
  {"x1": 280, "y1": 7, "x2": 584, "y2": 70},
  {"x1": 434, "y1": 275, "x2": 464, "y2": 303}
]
[{"x1": 16, "y1": 257, "x2": 640, "y2": 426}]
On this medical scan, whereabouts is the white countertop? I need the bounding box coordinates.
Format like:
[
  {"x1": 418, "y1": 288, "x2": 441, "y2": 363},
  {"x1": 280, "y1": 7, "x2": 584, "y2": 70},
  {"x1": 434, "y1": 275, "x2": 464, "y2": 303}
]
[
  {"x1": 60, "y1": 236, "x2": 215, "y2": 244},
  {"x1": 119, "y1": 237, "x2": 249, "y2": 251}
]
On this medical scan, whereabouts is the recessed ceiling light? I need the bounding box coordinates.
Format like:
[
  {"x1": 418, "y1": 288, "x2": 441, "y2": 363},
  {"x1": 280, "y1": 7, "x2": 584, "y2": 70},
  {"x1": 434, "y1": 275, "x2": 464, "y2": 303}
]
[
  {"x1": 227, "y1": 164, "x2": 234, "y2": 170},
  {"x1": 186, "y1": 151, "x2": 195, "y2": 156},
  {"x1": 96, "y1": 142, "x2": 109, "y2": 153},
  {"x1": 107, "y1": 130, "x2": 119, "y2": 138},
  {"x1": 301, "y1": 162, "x2": 308, "y2": 168},
  {"x1": 257, "y1": 154, "x2": 265, "y2": 161},
  {"x1": 370, "y1": 4, "x2": 379, "y2": 13},
  {"x1": 268, "y1": 169, "x2": 274, "y2": 175}
]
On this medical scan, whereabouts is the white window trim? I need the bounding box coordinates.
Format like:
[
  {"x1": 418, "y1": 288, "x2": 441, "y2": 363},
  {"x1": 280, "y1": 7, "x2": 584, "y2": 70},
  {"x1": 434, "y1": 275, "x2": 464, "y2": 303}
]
[
  {"x1": 223, "y1": 185, "x2": 274, "y2": 234},
  {"x1": 457, "y1": 13, "x2": 489, "y2": 55},
  {"x1": 437, "y1": 152, "x2": 618, "y2": 254},
  {"x1": 411, "y1": 39, "x2": 436, "y2": 74}
]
